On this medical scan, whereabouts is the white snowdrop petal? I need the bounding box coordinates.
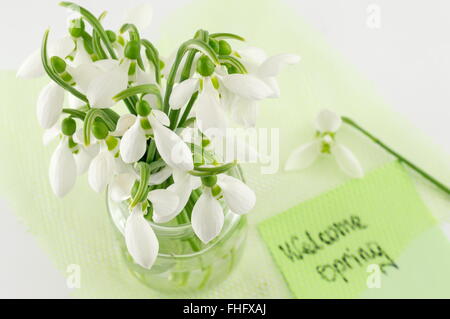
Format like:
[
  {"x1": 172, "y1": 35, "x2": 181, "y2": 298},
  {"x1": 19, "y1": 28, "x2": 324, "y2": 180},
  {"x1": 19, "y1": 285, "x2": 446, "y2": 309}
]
[
  {"x1": 191, "y1": 191, "x2": 224, "y2": 244},
  {"x1": 87, "y1": 63, "x2": 129, "y2": 108},
  {"x1": 110, "y1": 173, "x2": 135, "y2": 202},
  {"x1": 195, "y1": 83, "x2": 227, "y2": 138},
  {"x1": 260, "y1": 76, "x2": 280, "y2": 98},
  {"x1": 94, "y1": 59, "x2": 120, "y2": 72},
  {"x1": 125, "y1": 207, "x2": 159, "y2": 269},
  {"x1": 218, "y1": 175, "x2": 256, "y2": 215},
  {"x1": 169, "y1": 78, "x2": 199, "y2": 109},
  {"x1": 315, "y1": 109, "x2": 342, "y2": 133},
  {"x1": 42, "y1": 125, "x2": 60, "y2": 146},
  {"x1": 111, "y1": 114, "x2": 137, "y2": 136},
  {"x1": 150, "y1": 118, "x2": 194, "y2": 171},
  {"x1": 16, "y1": 50, "x2": 44, "y2": 78},
  {"x1": 36, "y1": 82, "x2": 64, "y2": 129},
  {"x1": 331, "y1": 143, "x2": 364, "y2": 178},
  {"x1": 50, "y1": 36, "x2": 75, "y2": 58},
  {"x1": 88, "y1": 150, "x2": 114, "y2": 192},
  {"x1": 71, "y1": 39, "x2": 91, "y2": 67},
  {"x1": 148, "y1": 189, "x2": 179, "y2": 218},
  {"x1": 238, "y1": 47, "x2": 268, "y2": 69},
  {"x1": 67, "y1": 92, "x2": 86, "y2": 109},
  {"x1": 149, "y1": 166, "x2": 172, "y2": 185},
  {"x1": 124, "y1": 3, "x2": 153, "y2": 30},
  {"x1": 74, "y1": 147, "x2": 96, "y2": 176},
  {"x1": 119, "y1": 121, "x2": 147, "y2": 163},
  {"x1": 284, "y1": 140, "x2": 322, "y2": 171},
  {"x1": 257, "y1": 54, "x2": 300, "y2": 77},
  {"x1": 231, "y1": 98, "x2": 259, "y2": 127},
  {"x1": 49, "y1": 142, "x2": 77, "y2": 197},
  {"x1": 71, "y1": 63, "x2": 103, "y2": 93},
  {"x1": 221, "y1": 74, "x2": 273, "y2": 100},
  {"x1": 151, "y1": 109, "x2": 170, "y2": 127}
]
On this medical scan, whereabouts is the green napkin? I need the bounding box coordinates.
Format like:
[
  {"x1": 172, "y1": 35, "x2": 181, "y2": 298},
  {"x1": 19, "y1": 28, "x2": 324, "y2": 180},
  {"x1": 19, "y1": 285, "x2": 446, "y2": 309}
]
[
  {"x1": 259, "y1": 161, "x2": 449, "y2": 298},
  {"x1": 0, "y1": 0, "x2": 449, "y2": 298}
]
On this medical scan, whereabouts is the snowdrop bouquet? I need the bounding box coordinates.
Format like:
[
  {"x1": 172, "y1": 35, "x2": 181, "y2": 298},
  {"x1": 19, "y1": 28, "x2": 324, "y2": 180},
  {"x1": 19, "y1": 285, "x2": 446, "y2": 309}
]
[{"x1": 18, "y1": 2, "x2": 299, "y2": 271}]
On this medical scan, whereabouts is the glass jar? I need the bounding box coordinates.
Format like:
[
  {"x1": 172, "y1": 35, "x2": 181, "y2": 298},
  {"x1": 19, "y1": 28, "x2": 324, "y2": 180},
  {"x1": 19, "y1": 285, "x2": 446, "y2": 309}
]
[{"x1": 106, "y1": 168, "x2": 248, "y2": 293}]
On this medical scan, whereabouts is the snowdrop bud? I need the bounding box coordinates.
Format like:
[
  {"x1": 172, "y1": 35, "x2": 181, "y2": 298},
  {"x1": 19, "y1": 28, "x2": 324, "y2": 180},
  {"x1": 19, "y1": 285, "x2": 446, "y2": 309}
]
[
  {"x1": 209, "y1": 38, "x2": 219, "y2": 53},
  {"x1": 125, "y1": 206, "x2": 159, "y2": 269},
  {"x1": 197, "y1": 55, "x2": 215, "y2": 77},
  {"x1": 49, "y1": 141, "x2": 77, "y2": 197},
  {"x1": 201, "y1": 175, "x2": 217, "y2": 187},
  {"x1": 136, "y1": 100, "x2": 151, "y2": 117},
  {"x1": 92, "y1": 119, "x2": 109, "y2": 140},
  {"x1": 68, "y1": 18, "x2": 85, "y2": 38},
  {"x1": 106, "y1": 30, "x2": 117, "y2": 43},
  {"x1": 124, "y1": 40, "x2": 140, "y2": 60},
  {"x1": 218, "y1": 40, "x2": 232, "y2": 55},
  {"x1": 50, "y1": 56, "x2": 67, "y2": 74},
  {"x1": 61, "y1": 117, "x2": 76, "y2": 136},
  {"x1": 36, "y1": 82, "x2": 64, "y2": 129}
]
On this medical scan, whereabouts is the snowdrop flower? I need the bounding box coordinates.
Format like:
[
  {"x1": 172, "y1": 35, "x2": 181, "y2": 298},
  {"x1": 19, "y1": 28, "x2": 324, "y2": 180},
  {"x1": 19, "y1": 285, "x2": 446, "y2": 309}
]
[
  {"x1": 17, "y1": 36, "x2": 74, "y2": 78},
  {"x1": 125, "y1": 205, "x2": 159, "y2": 269},
  {"x1": 48, "y1": 138, "x2": 77, "y2": 197},
  {"x1": 88, "y1": 144, "x2": 117, "y2": 193},
  {"x1": 87, "y1": 120, "x2": 124, "y2": 193},
  {"x1": 36, "y1": 82, "x2": 65, "y2": 129},
  {"x1": 118, "y1": 100, "x2": 194, "y2": 171},
  {"x1": 285, "y1": 109, "x2": 364, "y2": 178},
  {"x1": 169, "y1": 54, "x2": 274, "y2": 136},
  {"x1": 86, "y1": 60, "x2": 130, "y2": 108},
  {"x1": 110, "y1": 170, "x2": 179, "y2": 224},
  {"x1": 221, "y1": 48, "x2": 300, "y2": 126},
  {"x1": 238, "y1": 47, "x2": 300, "y2": 98},
  {"x1": 191, "y1": 173, "x2": 256, "y2": 243}
]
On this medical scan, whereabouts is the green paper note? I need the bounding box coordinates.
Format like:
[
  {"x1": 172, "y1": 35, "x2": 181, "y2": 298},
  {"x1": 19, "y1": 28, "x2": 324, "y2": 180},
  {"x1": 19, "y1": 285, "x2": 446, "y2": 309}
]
[{"x1": 258, "y1": 161, "x2": 437, "y2": 299}]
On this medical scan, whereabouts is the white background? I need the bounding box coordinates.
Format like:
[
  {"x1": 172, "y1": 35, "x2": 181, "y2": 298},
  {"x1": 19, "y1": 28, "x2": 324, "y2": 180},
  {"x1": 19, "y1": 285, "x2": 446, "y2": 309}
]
[{"x1": 0, "y1": 0, "x2": 448, "y2": 298}]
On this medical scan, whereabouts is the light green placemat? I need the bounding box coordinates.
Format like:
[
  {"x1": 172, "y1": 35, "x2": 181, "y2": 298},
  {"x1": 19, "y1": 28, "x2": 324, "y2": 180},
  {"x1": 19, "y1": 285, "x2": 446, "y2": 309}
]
[{"x1": 0, "y1": 0, "x2": 449, "y2": 298}]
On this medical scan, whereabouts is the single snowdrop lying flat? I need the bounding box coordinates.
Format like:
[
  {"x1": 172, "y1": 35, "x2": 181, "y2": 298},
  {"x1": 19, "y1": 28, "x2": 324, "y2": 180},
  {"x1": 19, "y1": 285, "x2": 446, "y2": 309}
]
[{"x1": 285, "y1": 109, "x2": 364, "y2": 178}]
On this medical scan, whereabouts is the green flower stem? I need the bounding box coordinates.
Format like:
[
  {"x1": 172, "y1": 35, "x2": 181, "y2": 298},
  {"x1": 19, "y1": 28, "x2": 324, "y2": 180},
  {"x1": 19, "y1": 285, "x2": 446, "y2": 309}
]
[
  {"x1": 62, "y1": 108, "x2": 86, "y2": 120},
  {"x1": 190, "y1": 162, "x2": 237, "y2": 176},
  {"x1": 342, "y1": 116, "x2": 450, "y2": 195},
  {"x1": 130, "y1": 162, "x2": 151, "y2": 207},
  {"x1": 60, "y1": 2, "x2": 117, "y2": 59},
  {"x1": 177, "y1": 92, "x2": 198, "y2": 128},
  {"x1": 209, "y1": 32, "x2": 245, "y2": 41},
  {"x1": 141, "y1": 39, "x2": 161, "y2": 85}
]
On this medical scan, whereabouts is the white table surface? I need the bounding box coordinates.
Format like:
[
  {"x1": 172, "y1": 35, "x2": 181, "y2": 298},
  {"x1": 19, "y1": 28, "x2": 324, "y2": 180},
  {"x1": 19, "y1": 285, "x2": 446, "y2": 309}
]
[{"x1": 0, "y1": 0, "x2": 448, "y2": 298}]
